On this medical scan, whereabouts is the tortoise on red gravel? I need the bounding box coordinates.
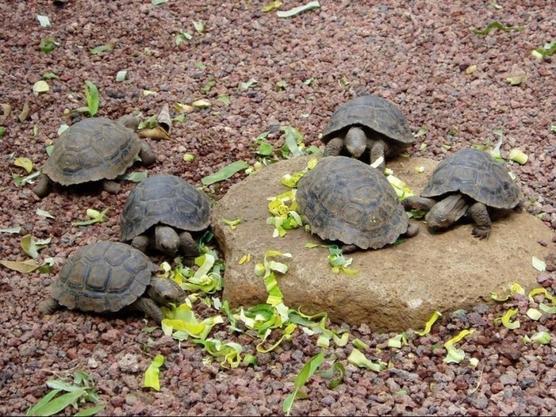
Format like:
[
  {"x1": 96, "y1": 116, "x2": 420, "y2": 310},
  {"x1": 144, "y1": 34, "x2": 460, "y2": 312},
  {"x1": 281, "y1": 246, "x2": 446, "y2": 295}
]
[
  {"x1": 120, "y1": 175, "x2": 211, "y2": 258},
  {"x1": 296, "y1": 156, "x2": 418, "y2": 252},
  {"x1": 33, "y1": 115, "x2": 156, "y2": 198},
  {"x1": 39, "y1": 241, "x2": 184, "y2": 323},
  {"x1": 402, "y1": 148, "x2": 521, "y2": 239},
  {"x1": 321, "y1": 94, "x2": 415, "y2": 172}
]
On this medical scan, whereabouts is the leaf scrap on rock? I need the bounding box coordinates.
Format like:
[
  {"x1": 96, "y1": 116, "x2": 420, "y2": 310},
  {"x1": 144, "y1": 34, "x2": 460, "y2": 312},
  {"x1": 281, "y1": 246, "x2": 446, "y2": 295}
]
[
  {"x1": 201, "y1": 161, "x2": 249, "y2": 186},
  {"x1": 0, "y1": 259, "x2": 42, "y2": 274},
  {"x1": 36, "y1": 15, "x2": 51, "y2": 28},
  {"x1": 89, "y1": 43, "x2": 113, "y2": 56},
  {"x1": 263, "y1": 0, "x2": 282, "y2": 12},
  {"x1": 443, "y1": 329, "x2": 474, "y2": 364},
  {"x1": 72, "y1": 208, "x2": 108, "y2": 227},
  {"x1": 416, "y1": 311, "x2": 442, "y2": 336},
  {"x1": 223, "y1": 218, "x2": 242, "y2": 230},
  {"x1": 531, "y1": 41, "x2": 556, "y2": 59},
  {"x1": 115, "y1": 70, "x2": 127, "y2": 82},
  {"x1": 472, "y1": 21, "x2": 517, "y2": 36},
  {"x1": 33, "y1": 80, "x2": 49, "y2": 95},
  {"x1": 84, "y1": 81, "x2": 100, "y2": 116},
  {"x1": 347, "y1": 348, "x2": 386, "y2": 372},
  {"x1": 14, "y1": 157, "x2": 33, "y2": 173},
  {"x1": 40, "y1": 37, "x2": 57, "y2": 53},
  {"x1": 497, "y1": 308, "x2": 520, "y2": 330},
  {"x1": 327, "y1": 245, "x2": 358, "y2": 276},
  {"x1": 21, "y1": 235, "x2": 51, "y2": 259},
  {"x1": 283, "y1": 352, "x2": 325, "y2": 416},
  {"x1": 277, "y1": 1, "x2": 320, "y2": 18},
  {"x1": 143, "y1": 354, "x2": 165, "y2": 391},
  {"x1": 119, "y1": 171, "x2": 148, "y2": 183},
  {"x1": 531, "y1": 256, "x2": 546, "y2": 272}
]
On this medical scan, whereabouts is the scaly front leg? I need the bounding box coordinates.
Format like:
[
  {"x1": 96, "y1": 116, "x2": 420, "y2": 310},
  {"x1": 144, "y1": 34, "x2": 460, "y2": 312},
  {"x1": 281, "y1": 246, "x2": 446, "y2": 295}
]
[
  {"x1": 323, "y1": 137, "x2": 343, "y2": 156},
  {"x1": 369, "y1": 139, "x2": 386, "y2": 172},
  {"x1": 468, "y1": 202, "x2": 492, "y2": 239}
]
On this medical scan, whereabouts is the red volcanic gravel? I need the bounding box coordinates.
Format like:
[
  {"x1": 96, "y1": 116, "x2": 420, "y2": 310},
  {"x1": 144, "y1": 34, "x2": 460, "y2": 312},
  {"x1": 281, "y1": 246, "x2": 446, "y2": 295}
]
[{"x1": 0, "y1": 1, "x2": 554, "y2": 415}]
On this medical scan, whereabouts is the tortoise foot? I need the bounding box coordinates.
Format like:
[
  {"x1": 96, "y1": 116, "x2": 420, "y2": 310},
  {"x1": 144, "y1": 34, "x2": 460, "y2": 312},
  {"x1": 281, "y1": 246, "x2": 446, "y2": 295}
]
[
  {"x1": 103, "y1": 180, "x2": 121, "y2": 194},
  {"x1": 32, "y1": 174, "x2": 51, "y2": 198},
  {"x1": 472, "y1": 225, "x2": 491, "y2": 240}
]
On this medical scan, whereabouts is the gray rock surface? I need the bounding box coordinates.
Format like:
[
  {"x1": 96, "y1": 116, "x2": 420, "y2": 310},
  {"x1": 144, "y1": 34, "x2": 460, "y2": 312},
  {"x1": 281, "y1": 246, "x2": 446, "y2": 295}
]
[{"x1": 213, "y1": 156, "x2": 554, "y2": 331}]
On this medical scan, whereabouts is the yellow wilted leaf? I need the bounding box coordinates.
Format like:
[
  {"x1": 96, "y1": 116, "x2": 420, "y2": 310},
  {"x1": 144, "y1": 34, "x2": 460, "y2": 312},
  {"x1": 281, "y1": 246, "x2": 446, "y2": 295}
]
[
  {"x1": 0, "y1": 259, "x2": 41, "y2": 273},
  {"x1": 138, "y1": 126, "x2": 171, "y2": 140},
  {"x1": 239, "y1": 254, "x2": 252, "y2": 265},
  {"x1": 223, "y1": 218, "x2": 242, "y2": 230},
  {"x1": 143, "y1": 354, "x2": 164, "y2": 391},
  {"x1": 498, "y1": 308, "x2": 520, "y2": 329},
  {"x1": 416, "y1": 311, "x2": 442, "y2": 336},
  {"x1": 444, "y1": 329, "x2": 474, "y2": 364},
  {"x1": 192, "y1": 99, "x2": 211, "y2": 109},
  {"x1": 14, "y1": 157, "x2": 33, "y2": 173},
  {"x1": 510, "y1": 282, "x2": 525, "y2": 295}
]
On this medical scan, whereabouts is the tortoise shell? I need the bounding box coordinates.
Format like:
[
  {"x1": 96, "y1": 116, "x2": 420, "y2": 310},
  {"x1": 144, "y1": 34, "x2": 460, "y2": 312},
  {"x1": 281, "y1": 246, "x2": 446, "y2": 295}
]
[
  {"x1": 421, "y1": 149, "x2": 520, "y2": 209},
  {"x1": 51, "y1": 241, "x2": 155, "y2": 313},
  {"x1": 42, "y1": 117, "x2": 141, "y2": 185},
  {"x1": 296, "y1": 156, "x2": 408, "y2": 249},
  {"x1": 120, "y1": 175, "x2": 211, "y2": 241},
  {"x1": 321, "y1": 94, "x2": 414, "y2": 145}
]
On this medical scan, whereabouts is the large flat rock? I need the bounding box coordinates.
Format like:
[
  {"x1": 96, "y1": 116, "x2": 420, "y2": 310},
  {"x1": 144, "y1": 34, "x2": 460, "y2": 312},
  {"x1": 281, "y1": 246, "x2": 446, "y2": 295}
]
[{"x1": 213, "y1": 156, "x2": 555, "y2": 331}]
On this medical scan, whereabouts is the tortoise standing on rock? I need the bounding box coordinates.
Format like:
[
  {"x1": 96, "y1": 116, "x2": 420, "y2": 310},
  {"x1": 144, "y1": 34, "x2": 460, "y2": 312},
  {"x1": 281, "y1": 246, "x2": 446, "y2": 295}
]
[
  {"x1": 33, "y1": 115, "x2": 156, "y2": 197},
  {"x1": 321, "y1": 94, "x2": 415, "y2": 172},
  {"x1": 402, "y1": 149, "x2": 521, "y2": 238},
  {"x1": 39, "y1": 241, "x2": 185, "y2": 323},
  {"x1": 120, "y1": 175, "x2": 211, "y2": 258},
  {"x1": 296, "y1": 156, "x2": 418, "y2": 252}
]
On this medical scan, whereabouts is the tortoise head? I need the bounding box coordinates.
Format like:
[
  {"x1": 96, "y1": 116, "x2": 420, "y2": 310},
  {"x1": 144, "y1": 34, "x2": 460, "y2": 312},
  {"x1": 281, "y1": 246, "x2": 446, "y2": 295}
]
[
  {"x1": 425, "y1": 194, "x2": 469, "y2": 231},
  {"x1": 116, "y1": 114, "x2": 140, "y2": 131},
  {"x1": 344, "y1": 126, "x2": 367, "y2": 158},
  {"x1": 148, "y1": 277, "x2": 186, "y2": 306},
  {"x1": 154, "y1": 225, "x2": 180, "y2": 256}
]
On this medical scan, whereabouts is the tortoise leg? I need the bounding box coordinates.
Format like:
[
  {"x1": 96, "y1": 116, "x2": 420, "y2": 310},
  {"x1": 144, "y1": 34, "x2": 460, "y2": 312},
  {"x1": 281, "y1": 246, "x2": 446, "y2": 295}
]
[
  {"x1": 131, "y1": 235, "x2": 150, "y2": 253},
  {"x1": 38, "y1": 297, "x2": 60, "y2": 315},
  {"x1": 402, "y1": 196, "x2": 436, "y2": 211},
  {"x1": 341, "y1": 244, "x2": 359, "y2": 254},
  {"x1": 468, "y1": 202, "x2": 492, "y2": 239},
  {"x1": 425, "y1": 194, "x2": 468, "y2": 231},
  {"x1": 323, "y1": 137, "x2": 343, "y2": 157},
  {"x1": 405, "y1": 222, "x2": 420, "y2": 238},
  {"x1": 32, "y1": 174, "x2": 52, "y2": 198},
  {"x1": 130, "y1": 297, "x2": 163, "y2": 323},
  {"x1": 179, "y1": 231, "x2": 200, "y2": 258},
  {"x1": 154, "y1": 225, "x2": 180, "y2": 256},
  {"x1": 139, "y1": 141, "x2": 156, "y2": 166},
  {"x1": 369, "y1": 139, "x2": 386, "y2": 172},
  {"x1": 117, "y1": 114, "x2": 140, "y2": 131},
  {"x1": 344, "y1": 127, "x2": 367, "y2": 159},
  {"x1": 103, "y1": 180, "x2": 121, "y2": 194}
]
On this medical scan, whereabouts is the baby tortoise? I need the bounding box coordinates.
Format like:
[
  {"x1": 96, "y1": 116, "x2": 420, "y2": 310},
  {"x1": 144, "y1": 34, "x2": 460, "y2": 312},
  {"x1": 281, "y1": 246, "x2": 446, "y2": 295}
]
[
  {"x1": 39, "y1": 241, "x2": 184, "y2": 323},
  {"x1": 33, "y1": 115, "x2": 156, "y2": 197},
  {"x1": 120, "y1": 175, "x2": 211, "y2": 258},
  {"x1": 296, "y1": 156, "x2": 418, "y2": 252},
  {"x1": 321, "y1": 94, "x2": 414, "y2": 171},
  {"x1": 402, "y1": 149, "x2": 521, "y2": 238}
]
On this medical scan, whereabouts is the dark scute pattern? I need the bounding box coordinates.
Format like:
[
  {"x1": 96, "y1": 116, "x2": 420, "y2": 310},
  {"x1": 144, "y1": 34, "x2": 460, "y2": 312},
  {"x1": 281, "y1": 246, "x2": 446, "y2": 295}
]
[
  {"x1": 42, "y1": 118, "x2": 141, "y2": 185},
  {"x1": 322, "y1": 95, "x2": 414, "y2": 144},
  {"x1": 421, "y1": 149, "x2": 520, "y2": 209},
  {"x1": 297, "y1": 156, "x2": 408, "y2": 249},
  {"x1": 120, "y1": 175, "x2": 211, "y2": 241},
  {"x1": 52, "y1": 241, "x2": 154, "y2": 313}
]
